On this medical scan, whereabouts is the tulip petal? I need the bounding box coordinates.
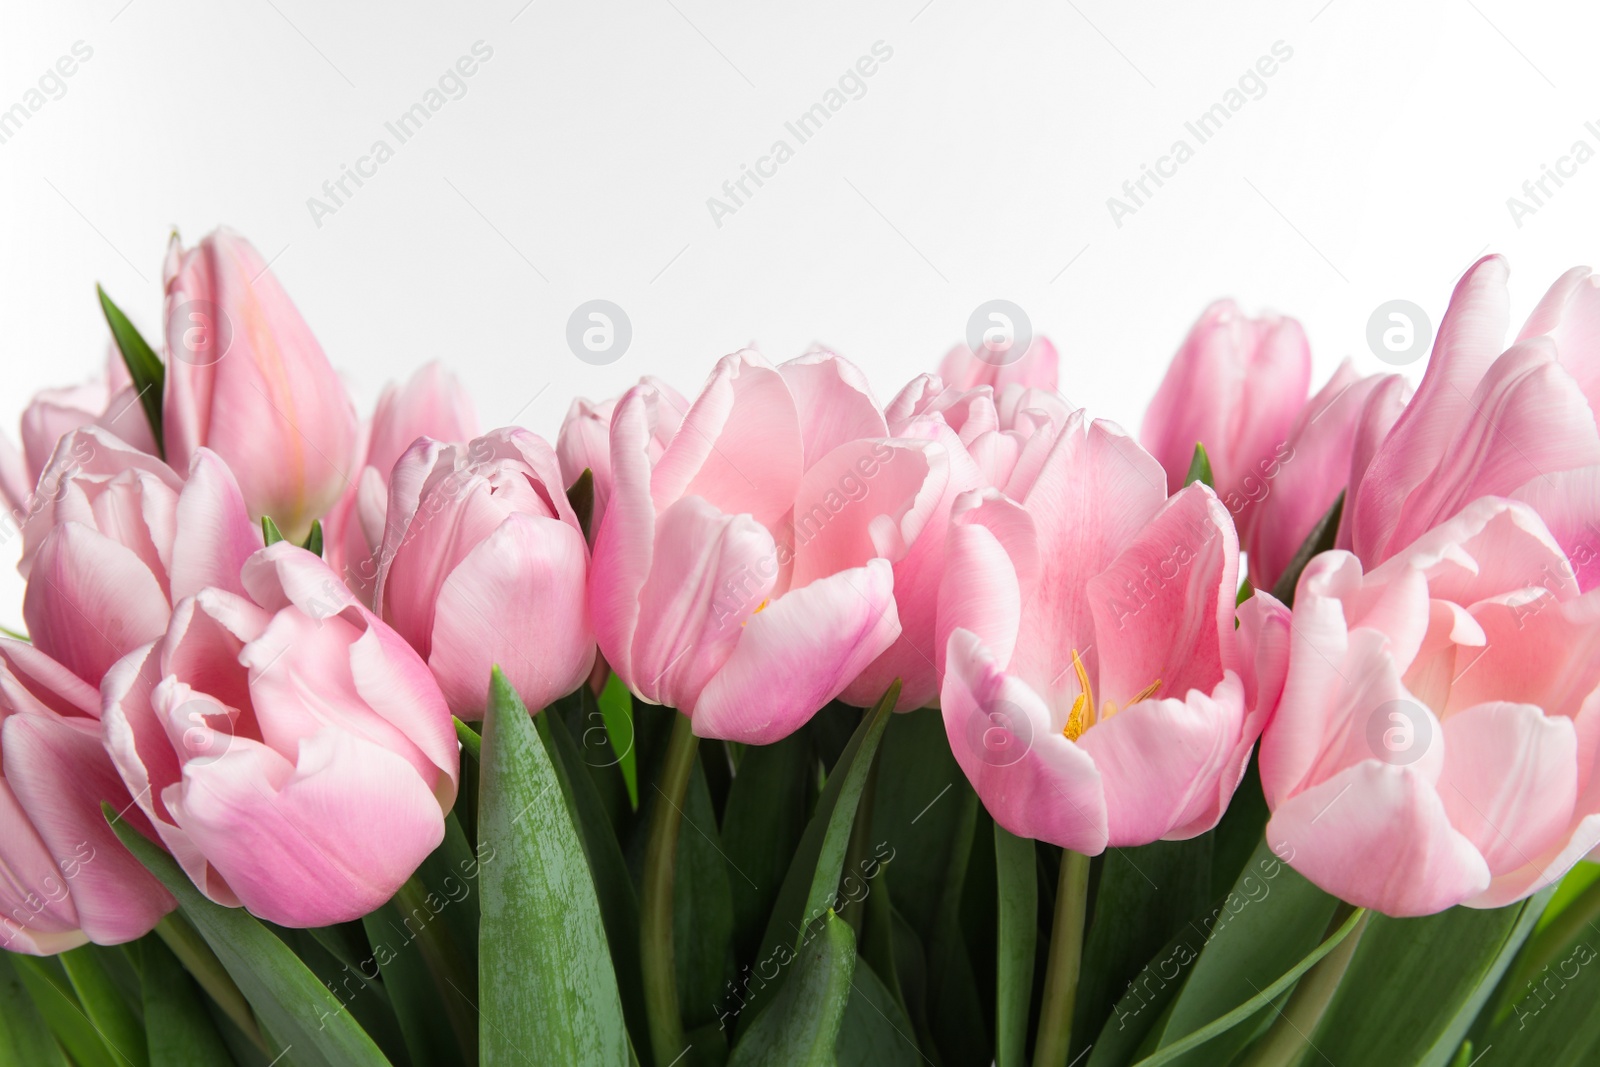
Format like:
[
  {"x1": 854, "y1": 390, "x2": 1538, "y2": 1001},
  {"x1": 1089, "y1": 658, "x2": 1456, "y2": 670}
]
[
  {"x1": 779, "y1": 351, "x2": 888, "y2": 469},
  {"x1": 429, "y1": 513, "x2": 595, "y2": 719},
  {"x1": 1266, "y1": 761, "x2": 1490, "y2": 916},
  {"x1": 171, "y1": 449, "x2": 260, "y2": 601},
  {"x1": 940, "y1": 629, "x2": 1108, "y2": 853},
  {"x1": 691, "y1": 559, "x2": 900, "y2": 744},
  {"x1": 171, "y1": 730, "x2": 445, "y2": 927}
]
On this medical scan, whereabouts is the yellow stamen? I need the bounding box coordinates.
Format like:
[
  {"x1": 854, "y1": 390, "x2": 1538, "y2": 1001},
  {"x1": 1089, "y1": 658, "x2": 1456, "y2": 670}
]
[
  {"x1": 741, "y1": 599, "x2": 770, "y2": 628},
  {"x1": 1126, "y1": 678, "x2": 1162, "y2": 706},
  {"x1": 1063, "y1": 649, "x2": 1094, "y2": 741}
]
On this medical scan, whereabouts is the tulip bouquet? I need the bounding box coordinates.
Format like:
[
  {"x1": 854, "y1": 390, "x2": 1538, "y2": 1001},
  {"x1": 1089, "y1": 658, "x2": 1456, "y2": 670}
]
[{"x1": 2, "y1": 231, "x2": 1600, "y2": 1067}]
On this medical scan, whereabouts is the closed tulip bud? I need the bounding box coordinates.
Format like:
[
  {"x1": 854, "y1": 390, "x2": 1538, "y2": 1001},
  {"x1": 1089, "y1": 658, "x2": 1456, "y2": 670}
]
[
  {"x1": 375, "y1": 427, "x2": 595, "y2": 718},
  {"x1": 163, "y1": 227, "x2": 359, "y2": 541},
  {"x1": 102, "y1": 543, "x2": 458, "y2": 928}
]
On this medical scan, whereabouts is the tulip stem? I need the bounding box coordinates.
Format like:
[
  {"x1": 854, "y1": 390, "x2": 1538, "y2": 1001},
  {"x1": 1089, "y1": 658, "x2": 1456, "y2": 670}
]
[
  {"x1": 1239, "y1": 906, "x2": 1369, "y2": 1067},
  {"x1": 1033, "y1": 848, "x2": 1091, "y2": 1067},
  {"x1": 641, "y1": 710, "x2": 699, "y2": 1067}
]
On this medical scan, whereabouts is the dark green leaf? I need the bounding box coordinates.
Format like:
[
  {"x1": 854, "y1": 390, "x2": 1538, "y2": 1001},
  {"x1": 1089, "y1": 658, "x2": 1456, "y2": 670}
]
[
  {"x1": 566, "y1": 468, "x2": 595, "y2": 542},
  {"x1": 1074, "y1": 838, "x2": 1211, "y2": 1061},
  {"x1": 1475, "y1": 926, "x2": 1600, "y2": 1067},
  {"x1": 993, "y1": 825, "x2": 1037, "y2": 1067},
  {"x1": 729, "y1": 912, "x2": 856, "y2": 1067},
  {"x1": 1183, "y1": 443, "x2": 1213, "y2": 488},
  {"x1": 138, "y1": 935, "x2": 234, "y2": 1066},
  {"x1": 835, "y1": 957, "x2": 920, "y2": 1066},
  {"x1": 1151, "y1": 838, "x2": 1338, "y2": 1065},
  {"x1": 59, "y1": 945, "x2": 147, "y2": 1067},
  {"x1": 103, "y1": 805, "x2": 390, "y2": 1067},
  {"x1": 302, "y1": 520, "x2": 324, "y2": 557},
  {"x1": 96, "y1": 285, "x2": 164, "y2": 457},
  {"x1": 478, "y1": 668, "x2": 627, "y2": 1065},
  {"x1": 740, "y1": 685, "x2": 896, "y2": 1033},
  {"x1": 1312, "y1": 894, "x2": 1548, "y2": 1067},
  {"x1": 10, "y1": 954, "x2": 118, "y2": 1067},
  {"x1": 721, "y1": 733, "x2": 811, "y2": 964},
  {"x1": 0, "y1": 953, "x2": 69, "y2": 1067},
  {"x1": 1269, "y1": 490, "x2": 1344, "y2": 607},
  {"x1": 673, "y1": 759, "x2": 735, "y2": 1032},
  {"x1": 596, "y1": 673, "x2": 639, "y2": 810}
]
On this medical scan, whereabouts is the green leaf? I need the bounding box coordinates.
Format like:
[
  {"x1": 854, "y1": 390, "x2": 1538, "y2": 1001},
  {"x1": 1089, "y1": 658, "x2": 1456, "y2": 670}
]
[
  {"x1": 454, "y1": 717, "x2": 481, "y2": 761},
  {"x1": 594, "y1": 672, "x2": 638, "y2": 810},
  {"x1": 924, "y1": 789, "x2": 987, "y2": 1066},
  {"x1": 137, "y1": 936, "x2": 234, "y2": 1067},
  {"x1": 535, "y1": 707, "x2": 648, "y2": 1045},
  {"x1": 260, "y1": 517, "x2": 285, "y2": 547},
  {"x1": 59, "y1": 946, "x2": 148, "y2": 1067},
  {"x1": 1151, "y1": 838, "x2": 1338, "y2": 1064},
  {"x1": 302, "y1": 520, "x2": 324, "y2": 557},
  {"x1": 1133, "y1": 907, "x2": 1366, "y2": 1067},
  {"x1": 721, "y1": 732, "x2": 811, "y2": 964},
  {"x1": 1311, "y1": 894, "x2": 1549, "y2": 1066},
  {"x1": 566, "y1": 468, "x2": 595, "y2": 541},
  {"x1": 673, "y1": 759, "x2": 735, "y2": 1033},
  {"x1": 10, "y1": 955, "x2": 118, "y2": 1067},
  {"x1": 741, "y1": 684, "x2": 897, "y2": 1032},
  {"x1": 0, "y1": 954, "x2": 71, "y2": 1067},
  {"x1": 479, "y1": 667, "x2": 627, "y2": 1065},
  {"x1": 729, "y1": 911, "x2": 856, "y2": 1067},
  {"x1": 1475, "y1": 928, "x2": 1600, "y2": 1067},
  {"x1": 102, "y1": 805, "x2": 390, "y2": 1067},
  {"x1": 96, "y1": 285, "x2": 164, "y2": 458},
  {"x1": 836, "y1": 957, "x2": 921, "y2": 1066},
  {"x1": 1269, "y1": 490, "x2": 1344, "y2": 607},
  {"x1": 1235, "y1": 578, "x2": 1254, "y2": 606},
  {"x1": 1074, "y1": 837, "x2": 1212, "y2": 1061},
  {"x1": 993, "y1": 826, "x2": 1037, "y2": 1067},
  {"x1": 1183, "y1": 443, "x2": 1213, "y2": 488}
]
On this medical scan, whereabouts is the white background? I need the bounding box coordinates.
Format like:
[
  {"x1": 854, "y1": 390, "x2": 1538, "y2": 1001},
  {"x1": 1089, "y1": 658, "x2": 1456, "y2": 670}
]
[{"x1": 1, "y1": 0, "x2": 1596, "y2": 624}]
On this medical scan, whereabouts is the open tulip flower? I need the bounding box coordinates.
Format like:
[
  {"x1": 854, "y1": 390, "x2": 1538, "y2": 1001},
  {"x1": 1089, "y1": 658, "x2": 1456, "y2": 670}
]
[
  {"x1": 1262, "y1": 497, "x2": 1600, "y2": 916},
  {"x1": 936, "y1": 411, "x2": 1278, "y2": 853},
  {"x1": 591, "y1": 349, "x2": 946, "y2": 742},
  {"x1": 102, "y1": 543, "x2": 458, "y2": 928}
]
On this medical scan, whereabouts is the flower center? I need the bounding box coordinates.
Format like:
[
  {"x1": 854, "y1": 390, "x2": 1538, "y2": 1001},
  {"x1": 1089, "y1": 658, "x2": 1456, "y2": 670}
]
[{"x1": 1061, "y1": 648, "x2": 1161, "y2": 741}]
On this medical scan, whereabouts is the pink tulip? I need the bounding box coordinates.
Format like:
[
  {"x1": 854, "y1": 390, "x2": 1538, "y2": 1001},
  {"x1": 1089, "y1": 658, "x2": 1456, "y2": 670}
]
[
  {"x1": 1141, "y1": 300, "x2": 1312, "y2": 502},
  {"x1": 374, "y1": 427, "x2": 594, "y2": 717},
  {"x1": 937, "y1": 337, "x2": 1059, "y2": 393},
  {"x1": 163, "y1": 228, "x2": 359, "y2": 542},
  {"x1": 557, "y1": 376, "x2": 688, "y2": 538},
  {"x1": 1238, "y1": 361, "x2": 1409, "y2": 592},
  {"x1": 591, "y1": 350, "x2": 945, "y2": 743},
  {"x1": 15, "y1": 347, "x2": 157, "y2": 498},
  {"x1": 325, "y1": 362, "x2": 479, "y2": 602},
  {"x1": 844, "y1": 372, "x2": 1074, "y2": 710},
  {"x1": 1346, "y1": 256, "x2": 1600, "y2": 589},
  {"x1": 936, "y1": 412, "x2": 1280, "y2": 853},
  {"x1": 101, "y1": 543, "x2": 458, "y2": 928},
  {"x1": 19, "y1": 427, "x2": 260, "y2": 687},
  {"x1": 0, "y1": 639, "x2": 174, "y2": 954},
  {"x1": 1260, "y1": 497, "x2": 1600, "y2": 916}
]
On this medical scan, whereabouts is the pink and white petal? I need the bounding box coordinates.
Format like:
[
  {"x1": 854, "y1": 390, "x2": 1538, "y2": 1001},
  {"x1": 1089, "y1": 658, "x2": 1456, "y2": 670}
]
[
  {"x1": 790, "y1": 438, "x2": 947, "y2": 589},
  {"x1": 779, "y1": 351, "x2": 888, "y2": 469},
  {"x1": 1519, "y1": 266, "x2": 1600, "y2": 416},
  {"x1": 1086, "y1": 484, "x2": 1237, "y2": 707},
  {"x1": 590, "y1": 387, "x2": 661, "y2": 676},
  {"x1": 933, "y1": 491, "x2": 1033, "y2": 681},
  {"x1": 651, "y1": 353, "x2": 803, "y2": 530},
  {"x1": 0, "y1": 777, "x2": 81, "y2": 949},
  {"x1": 629, "y1": 497, "x2": 777, "y2": 709},
  {"x1": 171, "y1": 450, "x2": 261, "y2": 601},
  {"x1": 1438, "y1": 702, "x2": 1577, "y2": 877},
  {"x1": 429, "y1": 514, "x2": 594, "y2": 720},
  {"x1": 691, "y1": 560, "x2": 900, "y2": 744},
  {"x1": 940, "y1": 629, "x2": 1108, "y2": 853},
  {"x1": 23, "y1": 523, "x2": 170, "y2": 685},
  {"x1": 1511, "y1": 466, "x2": 1600, "y2": 592},
  {"x1": 1267, "y1": 761, "x2": 1490, "y2": 916},
  {"x1": 3, "y1": 712, "x2": 174, "y2": 944},
  {"x1": 1350, "y1": 256, "x2": 1511, "y2": 563},
  {"x1": 171, "y1": 730, "x2": 445, "y2": 927}
]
